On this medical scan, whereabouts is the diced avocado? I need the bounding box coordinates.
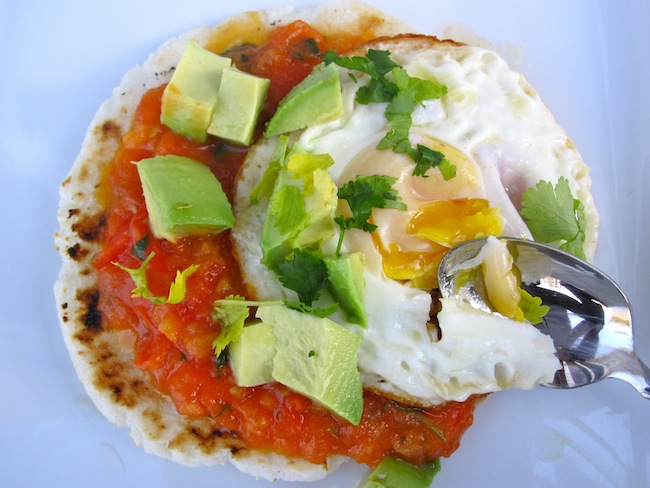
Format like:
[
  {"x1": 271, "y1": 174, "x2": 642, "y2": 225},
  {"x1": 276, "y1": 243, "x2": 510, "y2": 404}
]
[
  {"x1": 135, "y1": 155, "x2": 234, "y2": 242},
  {"x1": 160, "y1": 40, "x2": 232, "y2": 142},
  {"x1": 207, "y1": 67, "x2": 270, "y2": 146},
  {"x1": 361, "y1": 457, "x2": 441, "y2": 488},
  {"x1": 324, "y1": 253, "x2": 368, "y2": 327},
  {"x1": 264, "y1": 62, "x2": 343, "y2": 137},
  {"x1": 256, "y1": 304, "x2": 363, "y2": 425},
  {"x1": 260, "y1": 151, "x2": 337, "y2": 269},
  {"x1": 229, "y1": 321, "x2": 275, "y2": 387}
]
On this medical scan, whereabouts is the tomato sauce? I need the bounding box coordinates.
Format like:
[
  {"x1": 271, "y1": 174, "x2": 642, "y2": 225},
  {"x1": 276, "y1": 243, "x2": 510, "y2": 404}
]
[{"x1": 93, "y1": 20, "x2": 478, "y2": 467}]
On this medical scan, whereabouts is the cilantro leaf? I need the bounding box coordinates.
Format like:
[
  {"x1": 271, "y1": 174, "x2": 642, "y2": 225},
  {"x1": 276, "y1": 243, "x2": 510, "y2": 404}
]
[
  {"x1": 213, "y1": 297, "x2": 337, "y2": 319},
  {"x1": 356, "y1": 79, "x2": 396, "y2": 105},
  {"x1": 167, "y1": 263, "x2": 201, "y2": 305},
  {"x1": 212, "y1": 294, "x2": 250, "y2": 356},
  {"x1": 392, "y1": 65, "x2": 447, "y2": 102},
  {"x1": 334, "y1": 175, "x2": 406, "y2": 255},
  {"x1": 324, "y1": 49, "x2": 399, "y2": 104},
  {"x1": 112, "y1": 252, "x2": 199, "y2": 305},
  {"x1": 326, "y1": 49, "x2": 452, "y2": 179},
  {"x1": 412, "y1": 144, "x2": 456, "y2": 179},
  {"x1": 520, "y1": 177, "x2": 587, "y2": 260},
  {"x1": 366, "y1": 49, "x2": 401, "y2": 77},
  {"x1": 275, "y1": 249, "x2": 329, "y2": 306},
  {"x1": 377, "y1": 89, "x2": 416, "y2": 153},
  {"x1": 284, "y1": 301, "x2": 339, "y2": 318},
  {"x1": 518, "y1": 289, "x2": 550, "y2": 325},
  {"x1": 377, "y1": 67, "x2": 453, "y2": 179}
]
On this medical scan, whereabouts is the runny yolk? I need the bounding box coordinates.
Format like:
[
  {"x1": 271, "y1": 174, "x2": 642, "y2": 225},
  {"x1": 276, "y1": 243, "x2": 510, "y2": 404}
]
[
  {"x1": 408, "y1": 198, "x2": 505, "y2": 247},
  {"x1": 375, "y1": 198, "x2": 505, "y2": 288}
]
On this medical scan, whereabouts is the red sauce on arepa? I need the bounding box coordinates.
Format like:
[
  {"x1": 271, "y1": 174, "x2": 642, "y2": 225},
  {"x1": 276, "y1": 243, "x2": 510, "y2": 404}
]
[{"x1": 93, "y1": 20, "x2": 477, "y2": 467}]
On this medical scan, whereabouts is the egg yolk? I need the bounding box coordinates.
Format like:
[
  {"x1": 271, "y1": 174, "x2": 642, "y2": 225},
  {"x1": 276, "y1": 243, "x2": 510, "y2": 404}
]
[
  {"x1": 371, "y1": 232, "x2": 447, "y2": 289},
  {"x1": 408, "y1": 199, "x2": 505, "y2": 247},
  {"x1": 339, "y1": 133, "x2": 505, "y2": 289},
  {"x1": 375, "y1": 198, "x2": 505, "y2": 288}
]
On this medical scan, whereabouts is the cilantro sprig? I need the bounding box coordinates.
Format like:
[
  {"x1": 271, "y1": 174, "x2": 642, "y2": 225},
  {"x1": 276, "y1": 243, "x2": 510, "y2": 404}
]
[
  {"x1": 334, "y1": 174, "x2": 407, "y2": 255},
  {"x1": 112, "y1": 252, "x2": 199, "y2": 305},
  {"x1": 324, "y1": 49, "x2": 455, "y2": 179},
  {"x1": 518, "y1": 289, "x2": 550, "y2": 325},
  {"x1": 520, "y1": 177, "x2": 587, "y2": 260},
  {"x1": 276, "y1": 249, "x2": 329, "y2": 306},
  {"x1": 323, "y1": 49, "x2": 400, "y2": 104},
  {"x1": 212, "y1": 294, "x2": 250, "y2": 358}
]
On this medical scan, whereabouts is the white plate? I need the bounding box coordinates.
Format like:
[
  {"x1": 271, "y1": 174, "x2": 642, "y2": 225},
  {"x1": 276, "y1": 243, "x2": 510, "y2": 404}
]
[{"x1": 1, "y1": 0, "x2": 648, "y2": 487}]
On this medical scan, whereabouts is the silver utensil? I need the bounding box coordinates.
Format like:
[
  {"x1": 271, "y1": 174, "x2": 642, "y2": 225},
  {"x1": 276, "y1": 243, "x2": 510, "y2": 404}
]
[{"x1": 438, "y1": 237, "x2": 650, "y2": 399}]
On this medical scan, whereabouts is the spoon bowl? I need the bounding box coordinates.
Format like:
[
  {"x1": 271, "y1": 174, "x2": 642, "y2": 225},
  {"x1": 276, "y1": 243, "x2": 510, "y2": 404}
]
[{"x1": 438, "y1": 237, "x2": 650, "y2": 398}]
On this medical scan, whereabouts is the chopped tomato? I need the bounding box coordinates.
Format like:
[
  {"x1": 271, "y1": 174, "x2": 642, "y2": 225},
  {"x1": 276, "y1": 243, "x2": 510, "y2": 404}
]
[{"x1": 227, "y1": 20, "x2": 326, "y2": 120}]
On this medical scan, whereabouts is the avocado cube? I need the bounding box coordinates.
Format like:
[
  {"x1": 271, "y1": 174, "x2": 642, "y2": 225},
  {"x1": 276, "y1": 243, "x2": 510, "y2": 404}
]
[
  {"x1": 135, "y1": 155, "x2": 234, "y2": 242},
  {"x1": 229, "y1": 321, "x2": 275, "y2": 387},
  {"x1": 256, "y1": 305, "x2": 363, "y2": 425},
  {"x1": 160, "y1": 40, "x2": 232, "y2": 142},
  {"x1": 362, "y1": 457, "x2": 441, "y2": 488},
  {"x1": 207, "y1": 67, "x2": 270, "y2": 146},
  {"x1": 264, "y1": 62, "x2": 343, "y2": 137},
  {"x1": 324, "y1": 253, "x2": 368, "y2": 327}
]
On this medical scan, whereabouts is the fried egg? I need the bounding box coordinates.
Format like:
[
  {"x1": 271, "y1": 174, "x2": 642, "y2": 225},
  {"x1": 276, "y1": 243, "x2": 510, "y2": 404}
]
[{"x1": 232, "y1": 37, "x2": 597, "y2": 406}]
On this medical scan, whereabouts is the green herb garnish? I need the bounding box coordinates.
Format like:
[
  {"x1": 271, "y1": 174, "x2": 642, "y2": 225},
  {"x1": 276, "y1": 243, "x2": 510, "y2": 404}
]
[
  {"x1": 520, "y1": 177, "x2": 587, "y2": 260},
  {"x1": 324, "y1": 49, "x2": 454, "y2": 179},
  {"x1": 334, "y1": 174, "x2": 406, "y2": 255},
  {"x1": 212, "y1": 294, "x2": 250, "y2": 357},
  {"x1": 518, "y1": 289, "x2": 550, "y2": 325},
  {"x1": 324, "y1": 49, "x2": 400, "y2": 103},
  {"x1": 275, "y1": 249, "x2": 329, "y2": 306},
  {"x1": 112, "y1": 252, "x2": 198, "y2": 305}
]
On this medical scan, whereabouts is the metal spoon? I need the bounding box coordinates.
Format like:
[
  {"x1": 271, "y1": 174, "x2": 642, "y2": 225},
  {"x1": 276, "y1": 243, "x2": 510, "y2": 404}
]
[{"x1": 437, "y1": 237, "x2": 650, "y2": 399}]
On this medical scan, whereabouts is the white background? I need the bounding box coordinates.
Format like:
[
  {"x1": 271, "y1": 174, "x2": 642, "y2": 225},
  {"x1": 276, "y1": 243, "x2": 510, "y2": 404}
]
[{"x1": 0, "y1": 0, "x2": 648, "y2": 487}]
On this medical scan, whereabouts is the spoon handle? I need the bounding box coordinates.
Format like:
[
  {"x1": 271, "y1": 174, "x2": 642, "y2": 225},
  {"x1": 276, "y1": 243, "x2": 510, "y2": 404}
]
[{"x1": 611, "y1": 353, "x2": 650, "y2": 399}]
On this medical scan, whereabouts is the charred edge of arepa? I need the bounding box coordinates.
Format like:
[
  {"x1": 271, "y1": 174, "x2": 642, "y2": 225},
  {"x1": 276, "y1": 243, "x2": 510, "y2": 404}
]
[{"x1": 343, "y1": 33, "x2": 465, "y2": 55}]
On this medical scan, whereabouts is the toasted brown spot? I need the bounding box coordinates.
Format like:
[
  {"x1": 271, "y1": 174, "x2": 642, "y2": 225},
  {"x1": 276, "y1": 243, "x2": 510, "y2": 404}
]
[
  {"x1": 67, "y1": 243, "x2": 89, "y2": 261},
  {"x1": 169, "y1": 422, "x2": 243, "y2": 455},
  {"x1": 95, "y1": 120, "x2": 123, "y2": 142},
  {"x1": 142, "y1": 408, "x2": 167, "y2": 440},
  {"x1": 71, "y1": 212, "x2": 106, "y2": 242},
  {"x1": 191, "y1": 425, "x2": 242, "y2": 454},
  {"x1": 68, "y1": 208, "x2": 80, "y2": 218},
  {"x1": 75, "y1": 287, "x2": 103, "y2": 333},
  {"x1": 91, "y1": 348, "x2": 148, "y2": 409},
  {"x1": 73, "y1": 330, "x2": 92, "y2": 343}
]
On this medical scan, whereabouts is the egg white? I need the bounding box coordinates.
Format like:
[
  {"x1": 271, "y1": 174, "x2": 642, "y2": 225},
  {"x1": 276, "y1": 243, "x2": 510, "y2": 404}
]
[{"x1": 232, "y1": 39, "x2": 596, "y2": 406}]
